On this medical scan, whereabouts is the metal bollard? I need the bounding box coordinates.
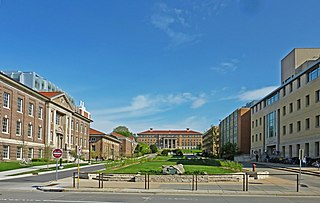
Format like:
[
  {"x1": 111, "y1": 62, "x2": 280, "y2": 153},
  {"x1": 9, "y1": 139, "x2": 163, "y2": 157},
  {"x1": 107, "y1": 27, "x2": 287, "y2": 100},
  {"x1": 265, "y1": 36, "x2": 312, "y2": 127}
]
[
  {"x1": 145, "y1": 174, "x2": 147, "y2": 189},
  {"x1": 72, "y1": 172, "x2": 75, "y2": 188},
  {"x1": 148, "y1": 174, "x2": 150, "y2": 190},
  {"x1": 297, "y1": 174, "x2": 299, "y2": 192},
  {"x1": 195, "y1": 174, "x2": 198, "y2": 191}
]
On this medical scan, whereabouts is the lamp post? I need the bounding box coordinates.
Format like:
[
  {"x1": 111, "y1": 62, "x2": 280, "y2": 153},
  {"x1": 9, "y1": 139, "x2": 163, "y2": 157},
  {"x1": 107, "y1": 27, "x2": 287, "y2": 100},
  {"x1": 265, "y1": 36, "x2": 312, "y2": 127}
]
[{"x1": 88, "y1": 139, "x2": 91, "y2": 164}]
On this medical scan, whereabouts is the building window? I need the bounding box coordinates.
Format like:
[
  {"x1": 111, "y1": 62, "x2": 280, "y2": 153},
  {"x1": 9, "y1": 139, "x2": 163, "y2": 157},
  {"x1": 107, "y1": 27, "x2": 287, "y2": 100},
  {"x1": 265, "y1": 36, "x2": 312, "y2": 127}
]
[
  {"x1": 38, "y1": 127, "x2": 42, "y2": 139},
  {"x1": 316, "y1": 115, "x2": 320, "y2": 128},
  {"x1": 289, "y1": 103, "x2": 293, "y2": 113},
  {"x1": 259, "y1": 118, "x2": 262, "y2": 126},
  {"x1": 71, "y1": 120, "x2": 74, "y2": 130},
  {"x1": 84, "y1": 126, "x2": 87, "y2": 135},
  {"x1": 92, "y1": 145, "x2": 96, "y2": 152},
  {"x1": 80, "y1": 124, "x2": 83, "y2": 133},
  {"x1": 3, "y1": 92, "x2": 10, "y2": 108},
  {"x1": 297, "y1": 121, "x2": 301, "y2": 132},
  {"x1": 255, "y1": 134, "x2": 258, "y2": 142},
  {"x1": 38, "y1": 107, "x2": 43, "y2": 119},
  {"x1": 289, "y1": 123, "x2": 293, "y2": 134},
  {"x1": 283, "y1": 125, "x2": 286, "y2": 135},
  {"x1": 28, "y1": 124, "x2": 33, "y2": 137},
  {"x1": 259, "y1": 133, "x2": 262, "y2": 141},
  {"x1": 306, "y1": 95, "x2": 310, "y2": 107},
  {"x1": 17, "y1": 98, "x2": 23, "y2": 112},
  {"x1": 290, "y1": 83, "x2": 293, "y2": 93},
  {"x1": 28, "y1": 148, "x2": 33, "y2": 159},
  {"x1": 17, "y1": 147, "x2": 22, "y2": 159},
  {"x1": 315, "y1": 142, "x2": 320, "y2": 157},
  {"x1": 305, "y1": 118, "x2": 310, "y2": 130},
  {"x1": 266, "y1": 111, "x2": 276, "y2": 138},
  {"x1": 39, "y1": 149, "x2": 43, "y2": 158},
  {"x1": 56, "y1": 114, "x2": 61, "y2": 125},
  {"x1": 16, "y1": 121, "x2": 22, "y2": 135},
  {"x1": 289, "y1": 145, "x2": 292, "y2": 157},
  {"x1": 76, "y1": 122, "x2": 79, "y2": 132},
  {"x1": 28, "y1": 103, "x2": 34, "y2": 116},
  {"x1": 316, "y1": 90, "x2": 320, "y2": 103},
  {"x1": 297, "y1": 77, "x2": 301, "y2": 88},
  {"x1": 2, "y1": 117, "x2": 9, "y2": 133},
  {"x1": 283, "y1": 106, "x2": 286, "y2": 116},
  {"x1": 3, "y1": 145, "x2": 9, "y2": 159},
  {"x1": 283, "y1": 87, "x2": 286, "y2": 97},
  {"x1": 297, "y1": 99, "x2": 301, "y2": 110},
  {"x1": 308, "y1": 66, "x2": 320, "y2": 82}
]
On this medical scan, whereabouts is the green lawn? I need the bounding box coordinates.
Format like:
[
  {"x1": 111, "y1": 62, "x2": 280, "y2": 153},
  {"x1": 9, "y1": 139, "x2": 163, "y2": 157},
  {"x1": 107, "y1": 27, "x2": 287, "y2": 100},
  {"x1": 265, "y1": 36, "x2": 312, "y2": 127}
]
[
  {"x1": 0, "y1": 160, "x2": 64, "y2": 172},
  {"x1": 102, "y1": 156, "x2": 238, "y2": 174}
]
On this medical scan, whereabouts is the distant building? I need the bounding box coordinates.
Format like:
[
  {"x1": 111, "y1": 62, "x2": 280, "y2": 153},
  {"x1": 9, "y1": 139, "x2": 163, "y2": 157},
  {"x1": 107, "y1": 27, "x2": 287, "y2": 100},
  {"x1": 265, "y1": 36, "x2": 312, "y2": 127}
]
[
  {"x1": 219, "y1": 108, "x2": 251, "y2": 154},
  {"x1": 137, "y1": 128, "x2": 203, "y2": 150},
  {"x1": 111, "y1": 132, "x2": 137, "y2": 157},
  {"x1": 202, "y1": 126, "x2": 219, "y2": 156},
  {"x1": 251, "y1": 48, "x2": 320, "y2": 159},
  {"x1": 89, "y1": 128, "x2": 121, "y2": 160}
]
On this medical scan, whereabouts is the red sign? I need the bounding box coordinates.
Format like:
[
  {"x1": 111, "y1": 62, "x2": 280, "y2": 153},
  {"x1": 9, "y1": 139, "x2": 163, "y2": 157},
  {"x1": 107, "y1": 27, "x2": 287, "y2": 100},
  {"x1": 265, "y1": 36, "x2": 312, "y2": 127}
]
[{"x1": 52, "y1": 148, "x2": 63, "y2": 159}]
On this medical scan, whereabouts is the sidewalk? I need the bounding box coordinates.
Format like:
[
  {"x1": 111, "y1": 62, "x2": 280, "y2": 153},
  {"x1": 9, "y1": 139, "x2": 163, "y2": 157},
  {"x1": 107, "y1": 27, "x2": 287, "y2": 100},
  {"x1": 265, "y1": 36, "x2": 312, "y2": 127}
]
[{"x1": 42, "y1": 174, "x2": 320, "y2": 196}]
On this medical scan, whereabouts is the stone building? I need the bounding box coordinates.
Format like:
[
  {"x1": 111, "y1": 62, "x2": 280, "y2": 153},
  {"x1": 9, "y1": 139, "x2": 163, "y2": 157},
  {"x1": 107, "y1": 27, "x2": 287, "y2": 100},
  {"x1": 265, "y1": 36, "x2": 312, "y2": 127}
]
[
  {"x1": 202, "y1": 126, "x2": 219, "y2": 156},
  {"x1": 137, "y1": 128, "x2": 202, "y2": 150},
  {"x1": 89, "y1": 128, "x2": 121, "y2": 160},
  {"x1": 251, "y1": 48, "x2": 320, "y2": 159}
]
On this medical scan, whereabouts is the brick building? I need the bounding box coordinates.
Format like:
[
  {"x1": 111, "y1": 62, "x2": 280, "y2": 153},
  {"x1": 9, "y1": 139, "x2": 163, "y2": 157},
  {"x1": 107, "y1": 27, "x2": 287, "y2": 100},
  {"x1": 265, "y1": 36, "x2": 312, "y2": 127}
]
[
  {"x1": 0, "y1": 72, "x2": 92, "y2": 161},
  {"x1": 137, "y1": 128, "x2": 203, "y2": 150},
  {"x1": 111, "y1": 132, "x2": 137, "y2": 157},
  {"x1": 89, "y1": 128, "x2": 121, "y2": 160}
]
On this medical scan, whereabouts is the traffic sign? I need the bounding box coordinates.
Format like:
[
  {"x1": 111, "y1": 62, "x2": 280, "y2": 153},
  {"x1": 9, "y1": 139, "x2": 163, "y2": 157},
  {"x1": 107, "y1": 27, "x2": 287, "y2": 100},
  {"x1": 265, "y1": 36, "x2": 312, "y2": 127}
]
[
  {"x1": 52, "y1": 148, "x2": 63, "y2": 159},
  {"x1": 77, "y1": 147, "x2": 82, "y2": 156}
]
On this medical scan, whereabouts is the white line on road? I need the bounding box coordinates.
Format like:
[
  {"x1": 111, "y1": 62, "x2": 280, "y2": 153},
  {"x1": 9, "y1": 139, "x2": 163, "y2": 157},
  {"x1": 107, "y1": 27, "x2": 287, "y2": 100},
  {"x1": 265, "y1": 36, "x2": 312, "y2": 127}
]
[{"x1": 0, "y1": 198, "x2": 127, "y2": 203}]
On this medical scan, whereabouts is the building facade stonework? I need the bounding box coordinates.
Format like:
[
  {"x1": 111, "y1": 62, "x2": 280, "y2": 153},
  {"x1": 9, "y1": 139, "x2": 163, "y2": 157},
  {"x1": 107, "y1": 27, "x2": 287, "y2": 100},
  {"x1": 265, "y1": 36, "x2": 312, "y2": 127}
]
[
  {"x1": 251, "y1": 48, "x2": 320, "y2": 160},
  {"x1": 137, "y1": 128, "x2": 203, "y2": 150}
]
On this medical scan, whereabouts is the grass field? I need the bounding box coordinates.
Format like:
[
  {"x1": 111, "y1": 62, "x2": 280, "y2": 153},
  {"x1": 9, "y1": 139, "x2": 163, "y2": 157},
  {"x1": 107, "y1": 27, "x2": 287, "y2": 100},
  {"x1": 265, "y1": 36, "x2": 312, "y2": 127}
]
[{"x1": 102, "y1": 156, "x2": 238, "y2": 174}]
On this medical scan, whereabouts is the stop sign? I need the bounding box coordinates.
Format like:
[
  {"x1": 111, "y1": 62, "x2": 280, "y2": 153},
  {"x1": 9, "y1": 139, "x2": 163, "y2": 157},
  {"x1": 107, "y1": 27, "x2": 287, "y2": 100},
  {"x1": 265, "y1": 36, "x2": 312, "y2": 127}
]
[{"x1": 52, "y1": 148, "x2": 63, "y2": 159}]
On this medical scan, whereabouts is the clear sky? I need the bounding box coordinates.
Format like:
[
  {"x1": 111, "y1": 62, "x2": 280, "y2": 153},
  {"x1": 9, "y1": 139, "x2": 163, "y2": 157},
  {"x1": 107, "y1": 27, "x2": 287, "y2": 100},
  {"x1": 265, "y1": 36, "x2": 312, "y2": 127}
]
[{"x1": 1, "y1": 0, "x2": 319, "y2": 134}]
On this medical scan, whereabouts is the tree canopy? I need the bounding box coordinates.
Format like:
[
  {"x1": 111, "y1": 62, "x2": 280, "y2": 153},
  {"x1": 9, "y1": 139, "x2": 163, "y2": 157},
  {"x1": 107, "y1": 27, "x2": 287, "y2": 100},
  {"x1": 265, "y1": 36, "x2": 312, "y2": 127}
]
[{"x1": 113, "y1": 125, "x2": 133, "y2": 137}]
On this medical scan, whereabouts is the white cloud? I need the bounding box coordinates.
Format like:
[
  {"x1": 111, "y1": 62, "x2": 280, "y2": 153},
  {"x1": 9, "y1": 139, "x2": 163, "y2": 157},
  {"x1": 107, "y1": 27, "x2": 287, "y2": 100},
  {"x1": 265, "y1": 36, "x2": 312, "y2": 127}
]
[
  {"x1": 91, "y1": 93, "x2": 207, "y2": 120},
  {"x1": 211, "y1": 59, "x2": 239, "y2": 73},
  {"x1": 150, "y1": 2, "x2": 199, "y2": 47},
  {"x1": 237, "y1": 86, "x2": 278, "y2": 101}
]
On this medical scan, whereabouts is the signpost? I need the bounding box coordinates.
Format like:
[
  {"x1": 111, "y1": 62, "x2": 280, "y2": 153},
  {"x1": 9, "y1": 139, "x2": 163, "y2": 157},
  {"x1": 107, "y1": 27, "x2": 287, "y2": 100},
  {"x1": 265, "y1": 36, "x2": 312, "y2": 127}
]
[
  {"x1": 298, "y1": 149, "x2": 304, "y2": 184},
  {"x1": 52, "y1": 148, "x2": 63, "y2": 181},
  {"x1": 77, "y1": 147, "x2": 81, "y2": 189}
]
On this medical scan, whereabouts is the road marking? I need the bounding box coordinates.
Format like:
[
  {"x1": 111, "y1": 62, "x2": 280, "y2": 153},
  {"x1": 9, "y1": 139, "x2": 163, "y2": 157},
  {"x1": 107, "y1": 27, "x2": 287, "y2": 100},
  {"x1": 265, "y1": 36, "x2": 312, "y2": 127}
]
[{"x1": 0, "y1": 199, "x2": 126, "y2": 203}]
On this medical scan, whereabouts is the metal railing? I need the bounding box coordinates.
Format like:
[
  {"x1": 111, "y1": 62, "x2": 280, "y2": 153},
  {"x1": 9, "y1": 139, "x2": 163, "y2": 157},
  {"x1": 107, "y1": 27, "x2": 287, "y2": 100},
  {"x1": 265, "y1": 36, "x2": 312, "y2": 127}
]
[{"x1": 72, "y1": 172, "x2": 300, "y2": 193}]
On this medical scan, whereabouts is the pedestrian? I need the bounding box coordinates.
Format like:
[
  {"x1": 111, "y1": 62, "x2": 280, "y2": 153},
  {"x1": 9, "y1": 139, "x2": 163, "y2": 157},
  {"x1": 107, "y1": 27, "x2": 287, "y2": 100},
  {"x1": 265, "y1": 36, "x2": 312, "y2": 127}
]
[
  {"x1": 266, "y1": 154, "x2": 270, "y2": 163},
  {"x1": 255, "y1": 154, "x2": 259, "y2": 162}
]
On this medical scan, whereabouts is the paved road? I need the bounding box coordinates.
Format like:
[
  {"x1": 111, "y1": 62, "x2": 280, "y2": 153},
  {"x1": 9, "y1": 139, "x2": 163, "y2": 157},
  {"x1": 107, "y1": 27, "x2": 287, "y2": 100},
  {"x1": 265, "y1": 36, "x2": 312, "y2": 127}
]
[
  {"x1": 0, "y1": 164, "x2": 105, "y2": 190},
  {"x1": 0, "y1": 190, "x2": 319, "y2": 203}
]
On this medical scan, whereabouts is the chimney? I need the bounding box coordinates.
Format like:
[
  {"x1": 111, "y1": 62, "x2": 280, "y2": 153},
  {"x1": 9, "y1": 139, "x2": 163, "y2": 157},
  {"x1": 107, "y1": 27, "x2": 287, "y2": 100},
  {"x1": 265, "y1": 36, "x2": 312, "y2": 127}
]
[
  {"x1": 186, "y1": 128, "x2": 190, "y2": 132},
  {"x1": 150, "y1": 128, "x2": 153, "y2": 132}
]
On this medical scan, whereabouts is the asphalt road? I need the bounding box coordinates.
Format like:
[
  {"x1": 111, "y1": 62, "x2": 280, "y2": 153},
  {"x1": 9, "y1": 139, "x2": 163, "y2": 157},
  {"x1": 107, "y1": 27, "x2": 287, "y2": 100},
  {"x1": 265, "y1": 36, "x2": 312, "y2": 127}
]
[
  {"x1": 0, "y1": 164, "x2": 106, "y2": 190},
  {"x1": 0, "y1": 191, "x2": 319, "y2": 203}
]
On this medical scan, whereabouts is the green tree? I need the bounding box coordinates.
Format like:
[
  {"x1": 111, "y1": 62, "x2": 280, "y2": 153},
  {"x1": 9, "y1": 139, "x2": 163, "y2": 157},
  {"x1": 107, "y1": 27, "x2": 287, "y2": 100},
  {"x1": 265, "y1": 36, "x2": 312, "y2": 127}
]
[
  {"x1": 221, "y1": 142, "x2": 238, "y2": 160},
  {"x1": 149, "y1": 144, "x2": 158, "y2": 153},
  {"x1": 113, "y1": 126, "x2": 133, "y2": 137},
  {"x1": 134, "y1": 142, "x2": 151, "y2": 155}
]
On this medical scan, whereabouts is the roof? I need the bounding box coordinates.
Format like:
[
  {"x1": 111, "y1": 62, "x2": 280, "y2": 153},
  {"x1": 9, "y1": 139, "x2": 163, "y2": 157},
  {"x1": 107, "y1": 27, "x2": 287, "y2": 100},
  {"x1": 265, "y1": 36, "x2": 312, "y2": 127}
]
[
  {"x1": 38, "y1": 91, "x2": 63, "y2": 98},
  {"x1": 137, "y1": 129, "x2": 202, "y2": 135},
  {"x1": 90, "y1": 128, "x2": 105, "y2": 135},
  {"x1": 111, "y1": 132, "x2": 127, "y2": 139},
  {"x1": 90, "y1": 128, "x2": 121, "y2": 143}
]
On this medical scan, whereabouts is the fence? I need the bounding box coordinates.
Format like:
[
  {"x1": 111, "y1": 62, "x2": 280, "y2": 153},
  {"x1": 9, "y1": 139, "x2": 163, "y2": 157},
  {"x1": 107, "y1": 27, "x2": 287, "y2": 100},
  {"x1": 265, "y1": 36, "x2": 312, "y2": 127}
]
[{"x1": 72, "y1": 172, "x2": 300, "y2": 193}]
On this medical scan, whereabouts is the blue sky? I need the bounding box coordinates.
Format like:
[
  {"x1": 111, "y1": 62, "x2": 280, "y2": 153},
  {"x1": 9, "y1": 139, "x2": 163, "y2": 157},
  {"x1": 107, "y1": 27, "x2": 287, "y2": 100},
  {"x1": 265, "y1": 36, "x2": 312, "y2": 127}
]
[{"x1": 1, "y1": 0, "x2": 319, "y2": 134}]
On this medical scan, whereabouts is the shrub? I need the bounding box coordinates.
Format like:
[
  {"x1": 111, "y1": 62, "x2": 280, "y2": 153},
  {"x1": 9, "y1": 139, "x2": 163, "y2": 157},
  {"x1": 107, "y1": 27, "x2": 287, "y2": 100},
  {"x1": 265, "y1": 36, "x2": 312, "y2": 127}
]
[{"x1": 161, "y1": 149, "x2": 170, "y2": 156}]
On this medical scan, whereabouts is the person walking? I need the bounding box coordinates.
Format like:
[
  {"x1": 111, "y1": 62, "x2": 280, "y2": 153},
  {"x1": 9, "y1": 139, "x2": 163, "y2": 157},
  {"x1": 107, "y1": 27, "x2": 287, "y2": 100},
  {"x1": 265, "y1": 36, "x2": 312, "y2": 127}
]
[{"x1": 255, "y1": 154, "x2": 259, "y2": 162}]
